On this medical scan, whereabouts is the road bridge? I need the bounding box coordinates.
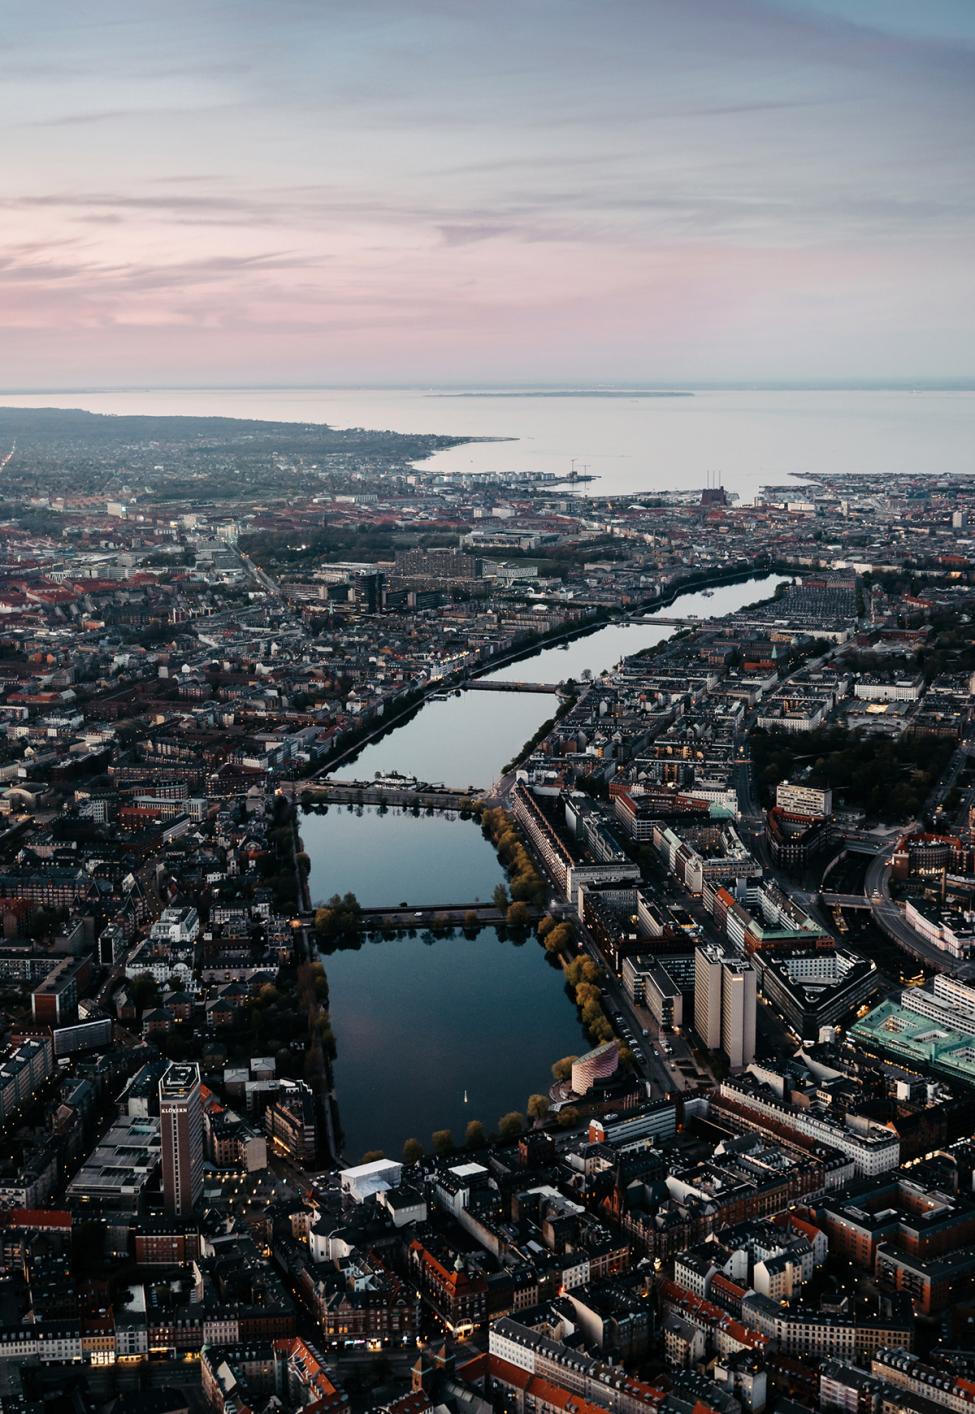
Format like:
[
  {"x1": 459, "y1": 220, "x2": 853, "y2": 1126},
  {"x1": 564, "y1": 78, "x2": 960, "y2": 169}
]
[
  {"x1": 307, "y1": 902, "x2": 528, "y2": 931},
  {"x1": 296, "y1": 780, "x2": 483, "y2": 809},
  {"x1": 630, "y1": 616, "x2": 698, "y2": 627},
  {"x1": 464, "y1": 679, "x2": 562, "y2": 694},
  {"x1": 820, "y1": 892, "x2": 872, "y2": 911}
]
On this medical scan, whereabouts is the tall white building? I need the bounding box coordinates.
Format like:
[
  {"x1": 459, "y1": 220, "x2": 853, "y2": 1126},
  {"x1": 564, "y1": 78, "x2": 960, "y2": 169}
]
[
  {"x1": 694, "y1": 945, "x2": 756, "y2": 1069},
  {"x1": 721, "y1": 958, "x2": 757, "y2": 1069},
  {"x1": 694, "y1": 945, "x2": 724, "y2": 1051}
]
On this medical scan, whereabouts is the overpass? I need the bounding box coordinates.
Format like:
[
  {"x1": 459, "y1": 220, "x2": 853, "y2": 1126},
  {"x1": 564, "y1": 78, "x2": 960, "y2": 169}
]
[{"x1": 820, "y1": 891, "x2": 873, "y2": 911}]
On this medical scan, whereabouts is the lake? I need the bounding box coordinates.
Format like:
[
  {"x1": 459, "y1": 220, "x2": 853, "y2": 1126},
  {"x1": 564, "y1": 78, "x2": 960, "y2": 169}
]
[
  {"x1": 485, "y1": 572, "x2": 787, "y2": 684},
  {"x1": 302, "y1": 805, "x2": 504, "y2": 909},
  {"x1": 323, "y1": 925, "x2": 588, "y2": 1163},
  {"x1": 327, "y1": 572, "x2": 788, "y2": 793},
  {"x1": 298, "y1": 567, "x2": 786, "y2": 1158},
  {"x1": 334, "y1": 688, "x2": 555, "y2": 789}
]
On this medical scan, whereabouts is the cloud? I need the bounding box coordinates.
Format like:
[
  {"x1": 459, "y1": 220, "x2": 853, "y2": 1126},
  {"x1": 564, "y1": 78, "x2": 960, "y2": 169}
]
[{"x1": 0, "y1": 0, "x2": 971, "y2": 381}]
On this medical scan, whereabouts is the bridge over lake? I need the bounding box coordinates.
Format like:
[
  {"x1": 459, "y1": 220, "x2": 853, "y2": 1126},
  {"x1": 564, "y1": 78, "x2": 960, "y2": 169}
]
[
  {"x1": 464, "y1": 678, "x2": 563, "y2": 694},
  {"x1": 296, "y1": 779, "x2": 484, "y2": 809}
]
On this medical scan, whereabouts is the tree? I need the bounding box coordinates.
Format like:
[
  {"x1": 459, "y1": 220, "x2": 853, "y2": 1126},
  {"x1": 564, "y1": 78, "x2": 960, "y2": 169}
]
[
  {"x1": 551, "y1": 1056, "x2": 577, "y2": 1083},
  {"x1": 361, "y1": 1149, "x2": 385, "y2": 1164},
  {"x1": 527, "y1": 1093, "x2": 550, "y2": 1122},
  {"x1": 492, "y1": 883, "x2": 509, "y2": 912},
  {"x1": 431, "y1": 1129, "x2": 454, "y2": 1155},
  {"x1": 402, "y1": 1138, "x2": 424, "y2": 1165},
  {"x1": 498, "y1": 1111, "x2": 525, "y2": 1140},
  {"x1": 545, "y1": 922, "x2": 575, "y2": 955},
  {"x1": 463, "y1": 910, "x2": 479, "y2": 931},
  {"x1": 464, "y1": 1120, "x2": 488, "y2": 1149},
  {"x1": 129, "y1": 973, "x2": 159, "y2": 1015},
  {"x1": 537, "y1": 914, "x2": 555, "y2": 939},
  {"x1": 506, "y1": 901, "x2": 530, "y2": 928},
  {"x1": 314, "y1": 892, "x2": 362, "y2": 941},
  {"x1": 557, "y1": 1106, "x2": 581, "y2": 1130}
]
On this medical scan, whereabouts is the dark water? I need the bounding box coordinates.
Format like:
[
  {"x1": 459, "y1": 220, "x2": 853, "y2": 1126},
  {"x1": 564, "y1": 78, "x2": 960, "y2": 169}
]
[
  {"x1": 325, "y1": 926, "x2": 588, "y2": 1163},
  {"x1": 302, "y1": 805, "x2": 504, "y2": 908}
]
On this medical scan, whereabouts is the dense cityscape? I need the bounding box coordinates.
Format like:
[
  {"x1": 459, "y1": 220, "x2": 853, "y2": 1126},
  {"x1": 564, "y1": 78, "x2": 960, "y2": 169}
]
[{"x1": 0, "y1": 404, "x2": 973, "y2": 1412}]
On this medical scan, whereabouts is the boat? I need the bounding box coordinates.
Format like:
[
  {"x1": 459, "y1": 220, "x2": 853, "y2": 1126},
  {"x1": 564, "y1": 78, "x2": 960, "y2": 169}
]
[
  {"x1": 463, "y1": 1089, "x2": 469, "y2": 1104},
  {"x1": 374, "y1": 771, "x2": 419, "y2": 788}
]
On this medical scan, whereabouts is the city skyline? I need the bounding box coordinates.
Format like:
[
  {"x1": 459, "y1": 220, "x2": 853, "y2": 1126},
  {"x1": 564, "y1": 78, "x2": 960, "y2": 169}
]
[{"x1": 2, "y1": 0, "x2": 973, "y2": 387}]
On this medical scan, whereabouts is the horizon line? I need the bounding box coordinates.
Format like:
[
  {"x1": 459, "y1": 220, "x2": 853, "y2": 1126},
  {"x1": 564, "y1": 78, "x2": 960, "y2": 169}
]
[{"x1": 0, "y1": 379, "x2": 973, "y2": 396}]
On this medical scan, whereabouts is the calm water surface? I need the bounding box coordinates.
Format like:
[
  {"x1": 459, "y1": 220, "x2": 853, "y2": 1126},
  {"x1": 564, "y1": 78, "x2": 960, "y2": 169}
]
[
  {"x1": 330, "y1": 574, "x2": 789, "y2": 788},
  {"x1": 487, "y1": 573, "x2": 788, "y2": 684},
  {"x1": 335, "y1": 689, "x2": 554, "y2": 788},
  {"x1": 324, "y1": 926, "x2": 588, "y2": 1162},
  {"x1": 0, "y1": 387, "x2": 971, "y2": 502},
  {"x1": 302, "y1": 805, "x2": 504, "y2": 908}
]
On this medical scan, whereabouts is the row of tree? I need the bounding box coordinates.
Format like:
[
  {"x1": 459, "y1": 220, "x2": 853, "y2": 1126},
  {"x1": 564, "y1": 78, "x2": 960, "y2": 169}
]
[
  {"x1": 358, "y1": 1096, "x2": 585, "y2": 1166},
  {"x1": 481, "y1": 806, "x2": 547, "y2": 908}
]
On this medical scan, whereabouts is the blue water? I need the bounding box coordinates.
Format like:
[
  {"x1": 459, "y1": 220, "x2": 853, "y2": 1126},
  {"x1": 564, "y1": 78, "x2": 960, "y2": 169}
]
[
  {"x1": 302, "y1": 805, "x2": 503, "y2": 908},
  {"x1": 325, "y1": 926, "x2": 588, "y2": 1163}
]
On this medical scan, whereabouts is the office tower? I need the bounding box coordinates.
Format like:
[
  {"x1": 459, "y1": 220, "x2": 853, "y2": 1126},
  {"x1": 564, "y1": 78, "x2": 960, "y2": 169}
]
[
  {"x1": 721, "y1": 957, "x2": 757, "y2": 1069},
  {"x1": 159, "y1": 1061, "x2": 204, "y2": 1217},
  {"x1": 694, "y1": 945, "x2": 757, "y2": 1069},
  {"x1": 694, "y1": 945, "x2": 724, "y2": 1052}
]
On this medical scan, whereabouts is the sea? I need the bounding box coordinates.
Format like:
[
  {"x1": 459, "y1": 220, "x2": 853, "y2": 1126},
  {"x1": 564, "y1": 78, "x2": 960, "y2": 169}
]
[{"x1": 0, "y1": 386, "x2": 972, "y2": 502}]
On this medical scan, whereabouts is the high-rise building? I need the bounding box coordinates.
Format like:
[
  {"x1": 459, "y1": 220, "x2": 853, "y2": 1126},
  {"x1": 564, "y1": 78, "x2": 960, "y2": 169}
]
[
  {"x1": 694, "y1": 945, "x2": 724, "y2": 1052},
  {"x1": 159, "y1": 1061, "x2": 204, "y2": 1217},
  {"x1": 694, "y1": 945, "x2": 756, "y2": 1069},
  {"x1": 721, "y1": 958, "x2": 757, "y2": 1069}
]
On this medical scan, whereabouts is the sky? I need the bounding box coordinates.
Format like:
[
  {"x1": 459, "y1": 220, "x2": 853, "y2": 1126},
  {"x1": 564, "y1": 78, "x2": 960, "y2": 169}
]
[{"x1": 1, "y1": 0, "x2": 973, "y2": 387}]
